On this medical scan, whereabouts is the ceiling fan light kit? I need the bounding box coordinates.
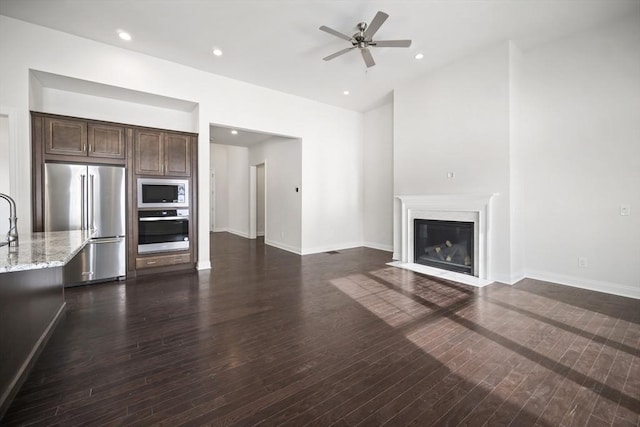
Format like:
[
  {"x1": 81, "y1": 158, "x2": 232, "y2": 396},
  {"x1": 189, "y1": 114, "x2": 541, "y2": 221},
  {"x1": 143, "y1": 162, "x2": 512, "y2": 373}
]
[{"x1": 320, "y1": 11, "x2": 412, "y2": 68}]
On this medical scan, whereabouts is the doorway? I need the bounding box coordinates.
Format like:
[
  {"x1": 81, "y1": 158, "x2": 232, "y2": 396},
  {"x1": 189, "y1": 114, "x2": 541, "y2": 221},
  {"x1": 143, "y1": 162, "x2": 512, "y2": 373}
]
[
  {"x1": 249, "y1": 162, "x2": 266, "y2": 240},
  {"x1": 209, "y1": 123, "x2": 301, "y2": 253},
  {"x1": 256, "y1": 164, "x2": 265, "y2": 237},
  {"x1": 210, "y1": 171, "x2": 215, "y2": 231}
]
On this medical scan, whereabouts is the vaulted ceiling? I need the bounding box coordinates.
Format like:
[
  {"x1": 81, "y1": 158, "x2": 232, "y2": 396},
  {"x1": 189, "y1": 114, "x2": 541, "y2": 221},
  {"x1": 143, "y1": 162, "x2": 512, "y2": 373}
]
[{"x1": 1, "y1": 0, "x2": 638, "y2": 112}]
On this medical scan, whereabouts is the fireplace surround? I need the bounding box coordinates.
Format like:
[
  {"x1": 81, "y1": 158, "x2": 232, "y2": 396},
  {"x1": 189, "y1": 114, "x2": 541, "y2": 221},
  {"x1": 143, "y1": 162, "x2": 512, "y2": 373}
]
[{"x1": 392, "y1": 194, "x2": 496, "y2": 285}]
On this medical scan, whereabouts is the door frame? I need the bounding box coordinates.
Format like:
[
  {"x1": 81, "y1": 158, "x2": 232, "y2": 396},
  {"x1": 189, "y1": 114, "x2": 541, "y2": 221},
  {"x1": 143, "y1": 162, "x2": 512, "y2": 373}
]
[
  {"x1": 210, "y1": 170, "x2": 215, "y2": 231},
  {"x1": 249, "y1": 161, "x2": 267, "y2": 240}
]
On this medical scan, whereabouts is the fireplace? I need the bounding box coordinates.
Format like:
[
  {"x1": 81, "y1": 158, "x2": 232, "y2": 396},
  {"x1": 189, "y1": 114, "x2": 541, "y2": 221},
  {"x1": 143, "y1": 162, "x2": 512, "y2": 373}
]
[
  {"x1": 414, "y1": 219, "x2": 474, "y2": 275},
  {"x1": 393, "y1": 194, "x2": 496, "y2": 283}
]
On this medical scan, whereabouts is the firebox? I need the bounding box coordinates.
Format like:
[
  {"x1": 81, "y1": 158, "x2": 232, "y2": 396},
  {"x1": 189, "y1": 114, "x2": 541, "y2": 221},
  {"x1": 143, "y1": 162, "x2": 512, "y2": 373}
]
[{"x1": 414, "y1": 219, "x2": 474, "y2": 276}]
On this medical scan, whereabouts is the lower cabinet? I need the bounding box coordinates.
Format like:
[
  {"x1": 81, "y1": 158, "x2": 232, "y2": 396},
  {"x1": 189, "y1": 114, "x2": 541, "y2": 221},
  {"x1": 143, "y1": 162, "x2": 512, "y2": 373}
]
[{"x1": 135, "y1": 253, "x2": 191, "y2": 269}]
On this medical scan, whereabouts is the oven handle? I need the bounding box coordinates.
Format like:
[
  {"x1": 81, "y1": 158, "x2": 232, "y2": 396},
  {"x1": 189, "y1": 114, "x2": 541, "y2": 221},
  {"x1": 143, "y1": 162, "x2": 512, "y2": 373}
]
[{"x1": 139, "y1": 216, "x2": 189, "y2": 222}]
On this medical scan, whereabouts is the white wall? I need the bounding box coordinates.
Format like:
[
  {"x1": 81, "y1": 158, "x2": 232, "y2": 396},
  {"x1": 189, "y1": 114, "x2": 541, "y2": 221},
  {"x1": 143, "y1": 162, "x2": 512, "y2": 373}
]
[
  {"x1": 210, "y1": 143, "x2": 228, "y2": 232},
  {"x1": 301, "y1": 114, "x2": 364, "y2": 254},
  {"x1": 521, "y1": 16, "x2": 640, "y2": 296},
  {"x1": 390, "y1": 15, "x2": 640, "y2": 297},
  {"x1": 226, "y1": 145, "x2": 250, "y2": 238},
  {"x1": 394, "y1": 43, "x2": 513, "y2": 282},
  {"x1": 363, "y1": 102, "x2": 393, "y2": 252},
  {"x1": 37, "y1": 87, "x2": 196, "y2": 132},
  {"x1": 249, "y1": 137, "x2": 302, "y2": 253},
  {"x1": 0, "y1": 16, "x2": 364, "y2": 268},
  {"x1": 0, "y1": 116, "x2": 9, "y2": 236},
  {"x1": 509, "y1": 42, "x2": 526, "y2": 283}
]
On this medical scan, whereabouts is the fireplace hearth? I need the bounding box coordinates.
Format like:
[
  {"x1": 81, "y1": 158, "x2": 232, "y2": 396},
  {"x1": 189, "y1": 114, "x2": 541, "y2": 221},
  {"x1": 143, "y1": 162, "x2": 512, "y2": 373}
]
[{"x1": 414, "y1": 219, "x2": 474, "y2": 276}]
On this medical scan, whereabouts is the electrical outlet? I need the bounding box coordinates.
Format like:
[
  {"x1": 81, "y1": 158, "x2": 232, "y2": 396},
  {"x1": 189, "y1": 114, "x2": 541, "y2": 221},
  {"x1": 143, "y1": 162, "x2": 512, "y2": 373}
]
[
  {"x1": 578, "y1": 257, "x2": 588, "y2": 268},
  {"x1": 447, "y1": 172, "x2": 455, "y2": 179},
  {"x1": 620, "y1": 204, "x2": 631, "y2": 216}
]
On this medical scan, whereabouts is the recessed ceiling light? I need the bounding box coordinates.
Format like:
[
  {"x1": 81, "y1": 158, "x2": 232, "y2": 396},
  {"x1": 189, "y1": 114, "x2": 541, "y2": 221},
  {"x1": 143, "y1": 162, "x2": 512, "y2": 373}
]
[
  {"x1": 343, "y1": 90, "x2": 350, "y2": 95},
  {"x1": 414, "y1": 53, "x2": 424, "y2": 60},
  {"x1": 230, "y1": 130, "x2": 238, "y2": 135},
  {"x1": 213, "y1": 48, "x2": 223, "y2": 56},
  {"x1": 118, "y1": 30, "x2": 132, "y2": 41}
]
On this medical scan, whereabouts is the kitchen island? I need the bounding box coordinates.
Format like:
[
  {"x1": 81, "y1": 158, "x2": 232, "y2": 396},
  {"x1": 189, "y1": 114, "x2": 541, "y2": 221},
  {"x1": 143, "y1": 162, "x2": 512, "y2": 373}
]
[{"x1": 0, "y1": 230, "x2": 91, "y2": 417}]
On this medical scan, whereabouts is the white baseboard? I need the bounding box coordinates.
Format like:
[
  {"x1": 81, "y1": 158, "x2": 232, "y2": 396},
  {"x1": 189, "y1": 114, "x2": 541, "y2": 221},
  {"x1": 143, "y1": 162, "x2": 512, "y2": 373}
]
[
  {"x1": 363, "y1": 241, "x2": 393, "y2": 252},
  {"x1": 257, "y1": 231, "x2": 265, "y2": 237},
  {"x1": 509, "y1": 271, "x2": 526, "y2": 285},
  {"x1": 227, "y1": 228, "x2": 249, "y2": 239},
  {"x1": 301, "y1": 241, "x2": 363, "y2": 255},
  {"x1": 213, "y1": 227, "x2": 228, "y2": 233},
  {"x1": 492, "y1": 270, "x2": 526, "y2": 286},
  {"x1": 525, "y1": 269, "x2": 640, "y2": 300},
  {"x1": 265, "y1": 239, "x2": 301, "y2": 255},
  {"x1": 197, "y1": 260, "x2": 211, "y2": 270}
]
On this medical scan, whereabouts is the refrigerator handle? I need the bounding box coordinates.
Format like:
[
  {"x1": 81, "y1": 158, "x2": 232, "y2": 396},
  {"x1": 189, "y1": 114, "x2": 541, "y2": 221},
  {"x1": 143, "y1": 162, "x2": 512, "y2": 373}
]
[
  {"x1": 80, "y1": 174, "x2": 86, "y2": 230},
  {"x1": 90, "y1": 174, "x2": 95, "y2": 231}
]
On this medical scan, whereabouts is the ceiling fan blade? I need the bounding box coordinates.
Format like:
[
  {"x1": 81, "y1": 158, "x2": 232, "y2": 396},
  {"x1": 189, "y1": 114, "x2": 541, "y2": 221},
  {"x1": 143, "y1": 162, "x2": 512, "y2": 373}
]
[
  {"x1": 319, "y1": 25, "x2": 353, "y2": 41},
  {"x1": 372, "y1": 40, "x2": 412, "y2": 48},
  {"x1": 363, "y1": 11, "x2": 389, "y2": 40},
  {"x1": 323, "y1": 47, "x2": 355, "y2": 61},
  {"x1": 361, "y1": 48, "x2": 375, "y2": 68}
]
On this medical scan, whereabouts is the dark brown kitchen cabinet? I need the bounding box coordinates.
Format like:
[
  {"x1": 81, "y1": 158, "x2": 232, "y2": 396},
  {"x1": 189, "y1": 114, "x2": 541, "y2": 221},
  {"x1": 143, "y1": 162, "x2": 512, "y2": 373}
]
[
  {"x1": 135, "y1": 130, "x2": 191, "y2": 177},
  {"x1": 165, "y1": 132, "x2": 191, "y2": 176},
  {"x1": 135, "y1": 252, "x2": 191, "y2": 269},
  {"x1": 32, "y1": 111, "x2": 198, "y2": 278},
  {"x1": 43, "y1": 117, "x2": 125, "y2": 160},
  {"x1": 134, "y1": 129, "x2": 163, "y2": 175},
  {"x1": 87, "y1": 124, "x2": 125, "y2": 159},
  {"x1": 44, "y1": 117, "x2": 86, "y2": 156}
]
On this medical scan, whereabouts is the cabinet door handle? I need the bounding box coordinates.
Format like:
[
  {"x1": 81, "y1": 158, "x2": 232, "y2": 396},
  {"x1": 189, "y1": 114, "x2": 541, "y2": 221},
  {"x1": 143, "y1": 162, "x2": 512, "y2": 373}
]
[{"x1": 147, "y1": 261, "x2": 157, "y2": 265}]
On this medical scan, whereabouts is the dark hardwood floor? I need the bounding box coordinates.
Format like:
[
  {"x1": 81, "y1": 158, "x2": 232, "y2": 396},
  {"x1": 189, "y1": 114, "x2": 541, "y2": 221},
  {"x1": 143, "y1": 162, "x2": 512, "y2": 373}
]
[{"x1": 3, "y1": 232, "x2": 639, "y2": 426}]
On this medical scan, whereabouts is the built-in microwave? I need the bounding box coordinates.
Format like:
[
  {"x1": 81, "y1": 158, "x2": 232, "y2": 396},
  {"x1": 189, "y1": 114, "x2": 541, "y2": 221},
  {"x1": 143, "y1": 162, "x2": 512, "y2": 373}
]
[{"x1": 137, "y1": 178, "x2": 189, "y2": 208}]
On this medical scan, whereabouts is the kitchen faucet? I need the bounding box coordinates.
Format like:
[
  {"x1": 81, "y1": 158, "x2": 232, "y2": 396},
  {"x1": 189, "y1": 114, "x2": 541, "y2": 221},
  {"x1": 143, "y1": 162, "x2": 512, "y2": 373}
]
[{"x1": 0, "y1": 193, "x2": 19, "y2": 247}]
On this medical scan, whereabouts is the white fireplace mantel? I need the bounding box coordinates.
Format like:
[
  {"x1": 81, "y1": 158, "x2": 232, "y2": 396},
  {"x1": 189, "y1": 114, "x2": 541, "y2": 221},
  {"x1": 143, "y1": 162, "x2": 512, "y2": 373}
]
[{"x1": 393, "y1": 194, "x2": 497, "y2": 284}]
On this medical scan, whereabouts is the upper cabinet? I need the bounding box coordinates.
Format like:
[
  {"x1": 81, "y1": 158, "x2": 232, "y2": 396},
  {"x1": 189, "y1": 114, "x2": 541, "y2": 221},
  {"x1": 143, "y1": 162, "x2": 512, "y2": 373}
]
[
  {"x1": 135, "y1": 130, "x2": 163, "y2": 175},
  {"x1": 43, "y1": 116, "x2": 125, "y2": 161},
  {"x1": 135, "y1": 130, "x2": 191, "y2": 177},
  {"x1": 88, "y1": 123, "x2": 126, "y2": 159},
  {"x1": 165, "y1": 132, "x2": 191, "y2": 176},
  {"x1": 44, "y1": 117, "x2": 86, "y2": 156}
]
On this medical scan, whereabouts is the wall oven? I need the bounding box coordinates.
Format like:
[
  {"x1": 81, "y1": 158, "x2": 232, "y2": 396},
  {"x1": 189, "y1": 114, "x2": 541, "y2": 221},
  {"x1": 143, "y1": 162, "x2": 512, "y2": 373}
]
[
  {"x1": 138, "y1": 209, "x2": 189, "y2": 254},
  {"x1": 138, "y1": 178, "x2": 189, "y2": 208}
]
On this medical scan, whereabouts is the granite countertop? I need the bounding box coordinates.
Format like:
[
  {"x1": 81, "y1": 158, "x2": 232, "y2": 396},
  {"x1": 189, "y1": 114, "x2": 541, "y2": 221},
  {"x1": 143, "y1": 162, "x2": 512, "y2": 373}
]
[{"x1": 0, "y1": 230, "x2": 92, "y2": 273}]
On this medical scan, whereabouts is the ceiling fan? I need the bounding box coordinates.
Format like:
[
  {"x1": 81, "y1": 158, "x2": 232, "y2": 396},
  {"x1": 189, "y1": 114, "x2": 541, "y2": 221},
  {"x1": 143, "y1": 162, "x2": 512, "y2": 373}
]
[{"x1": 319, "y1": 11, "x2": 412, "y2": 68}]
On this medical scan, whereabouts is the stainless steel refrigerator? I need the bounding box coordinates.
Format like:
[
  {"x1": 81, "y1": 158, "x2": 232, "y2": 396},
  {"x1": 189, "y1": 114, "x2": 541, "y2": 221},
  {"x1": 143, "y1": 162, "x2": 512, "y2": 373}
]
[{"x1": 44, "y1": 163, "x2": 126, "y2": 286}]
